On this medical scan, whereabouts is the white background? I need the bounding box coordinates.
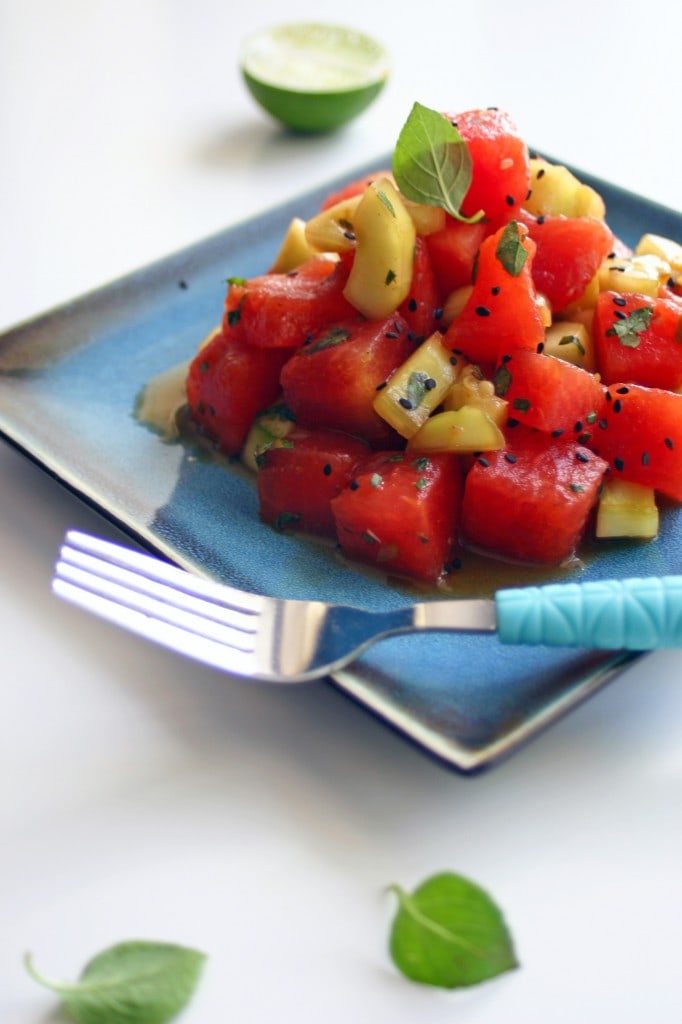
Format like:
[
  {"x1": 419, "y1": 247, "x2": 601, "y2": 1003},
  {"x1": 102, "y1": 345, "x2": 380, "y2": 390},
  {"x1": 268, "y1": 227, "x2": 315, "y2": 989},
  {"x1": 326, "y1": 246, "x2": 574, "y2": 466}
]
[{"x1": 2, "y1": 1, "x2": 682, "y2": 1021}]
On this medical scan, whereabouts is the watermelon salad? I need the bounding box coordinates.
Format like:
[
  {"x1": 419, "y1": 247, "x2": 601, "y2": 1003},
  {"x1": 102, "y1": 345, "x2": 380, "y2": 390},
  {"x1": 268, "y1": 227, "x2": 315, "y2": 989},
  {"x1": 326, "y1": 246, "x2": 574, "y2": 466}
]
[{"x1": 185, "y1": 103, "x2": 682, "y2": 587}]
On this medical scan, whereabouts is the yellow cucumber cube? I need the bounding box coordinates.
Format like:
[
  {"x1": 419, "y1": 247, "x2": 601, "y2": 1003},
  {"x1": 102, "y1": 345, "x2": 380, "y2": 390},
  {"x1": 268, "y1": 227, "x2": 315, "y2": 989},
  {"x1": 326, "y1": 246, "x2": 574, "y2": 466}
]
[
  {"x1": 400, "y1": 196, "x2": 447, "y2": 236},
  {"x1": 543, "y1": 320, "x2": 595, "y2": 371},
  {"x1": 442, "y1": 363, "x2": 508, "y2": 428},
  {"x1": 343, "y1": 177, "x2": 416, "y2": 319},
  {"x1": 269, "y1": 217, "x2": 321, "y2": 272},
  {"x1": 407, "y1": 406, "x2": 505, "y2": 453},
  {"x1": 595, "y1": 478, "x2": 659, "y2": 539},
  {"x1": 635, "y1": 233, "x2": 682, "y2": 286},
  {"x1": 526, "y1": 158, "x2": 606, "y2": 219},
  {"x1": 304, "y1": 195, "x2": 362, "y2": 254},
  {"x1": 598, "y1": 253, "x2": 672, "y2": 298},
  {"x1": 373, "y1": 332, "x2": 457, "y2": 438},
  {"x1": 241, "y1": 403, "x2": 296, "y2": 472}
]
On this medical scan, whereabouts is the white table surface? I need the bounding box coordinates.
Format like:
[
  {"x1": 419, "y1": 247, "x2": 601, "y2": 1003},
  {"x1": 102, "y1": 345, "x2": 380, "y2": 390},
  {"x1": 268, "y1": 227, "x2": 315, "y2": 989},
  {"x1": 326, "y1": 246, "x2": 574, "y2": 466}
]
[{"x1": 2, "y1": 2, "x2": 682, "y2": 1021}]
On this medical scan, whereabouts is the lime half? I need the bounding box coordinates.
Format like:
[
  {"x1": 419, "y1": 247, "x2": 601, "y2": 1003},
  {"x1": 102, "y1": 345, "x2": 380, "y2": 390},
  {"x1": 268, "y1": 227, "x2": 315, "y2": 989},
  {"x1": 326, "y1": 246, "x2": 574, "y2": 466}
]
[{"x1": 240, "y1": 22, "x2": 390, "y2": 133}]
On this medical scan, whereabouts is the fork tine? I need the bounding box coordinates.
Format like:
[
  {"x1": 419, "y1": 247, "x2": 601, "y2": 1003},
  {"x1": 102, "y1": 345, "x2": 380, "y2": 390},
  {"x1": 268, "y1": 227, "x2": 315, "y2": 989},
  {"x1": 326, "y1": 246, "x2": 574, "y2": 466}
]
[{"x1": 53, "y1": 531, "x2": 267, "y2": 677}]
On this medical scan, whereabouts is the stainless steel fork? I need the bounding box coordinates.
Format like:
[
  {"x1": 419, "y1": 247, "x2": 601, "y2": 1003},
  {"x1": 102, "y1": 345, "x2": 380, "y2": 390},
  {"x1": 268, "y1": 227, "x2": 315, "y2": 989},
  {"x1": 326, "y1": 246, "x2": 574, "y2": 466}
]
[{"x1": 53, "y1": 530, "x2": 682, "y2": 683}]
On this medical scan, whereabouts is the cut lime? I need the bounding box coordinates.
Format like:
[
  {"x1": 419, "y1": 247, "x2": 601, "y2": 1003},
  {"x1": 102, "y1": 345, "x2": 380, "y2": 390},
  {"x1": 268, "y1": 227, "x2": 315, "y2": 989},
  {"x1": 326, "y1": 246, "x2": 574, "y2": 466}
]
[{"x1": 240, "y1": 22, "x2": 389, "y2": 133}]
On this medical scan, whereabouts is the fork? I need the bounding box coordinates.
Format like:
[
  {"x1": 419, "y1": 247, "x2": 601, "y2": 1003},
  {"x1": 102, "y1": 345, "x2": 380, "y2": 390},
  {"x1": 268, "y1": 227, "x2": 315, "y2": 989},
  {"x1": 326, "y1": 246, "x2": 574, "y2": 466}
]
[{"x1": 52, "y1": 530, "x2": 682, "y2": 683}]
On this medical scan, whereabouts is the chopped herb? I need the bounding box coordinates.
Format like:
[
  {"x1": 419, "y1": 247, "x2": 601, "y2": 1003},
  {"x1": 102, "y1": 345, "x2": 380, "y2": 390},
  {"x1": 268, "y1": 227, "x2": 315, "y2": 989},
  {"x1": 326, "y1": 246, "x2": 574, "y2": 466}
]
[
  {"x1": 226, "y1": 275, "x2": 247, "y2": 286},
  {"x1": 415, "y1": 476, "x2": 428, "y2": 490},
  {"x1": 559, "y1": 333, "x2": 586, "y2": 355},
  {"x1": 370, "y1": 472, "x2": 383, "y2": 488},
  {"x1": 412, "y1": 456, "x2": 429, "y2": 471},
  {"x1": 403, "y1": 370, "x2": 434, "y2": 411},
  {"x1": 512, "y1": 397, "x2": 531, "y2": 412},
  {"x1": 274, "y1": 511, "x2": 302, "y2": 531},
  {"x1": 377, "y1": 189, "x2": 396, "y2": 216},
  {"x1": 606, "y1": 305, "x2": 654, "y2": 348},
  {"x1": 495, "y1": 221, "x2": 528, "y2": 276},
  {"x1": 385, "y1": 268, "x2": 397, "y2": 285},
  {"x1": 493, "y1": 364, "x2": 512, "y2": 397},
  {"x1": 302, "y1": 326, "x2": 351, "y2": 355},
  {"x1": 362, "y1": 531, "x2": 378, "y2": 544}
]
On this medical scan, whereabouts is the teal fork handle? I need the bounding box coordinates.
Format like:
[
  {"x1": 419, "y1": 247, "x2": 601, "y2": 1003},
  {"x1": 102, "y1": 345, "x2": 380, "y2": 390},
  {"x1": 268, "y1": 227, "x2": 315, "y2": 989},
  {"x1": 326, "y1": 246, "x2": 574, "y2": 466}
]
[{"x1": 495, "y1": 576, "x2": 682, "y2": 650}]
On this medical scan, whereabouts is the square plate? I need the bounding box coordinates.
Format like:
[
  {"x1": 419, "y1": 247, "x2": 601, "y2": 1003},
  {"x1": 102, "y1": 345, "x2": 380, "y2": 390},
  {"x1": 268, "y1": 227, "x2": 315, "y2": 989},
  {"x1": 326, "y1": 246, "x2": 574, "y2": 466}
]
[{"x1": 2, "y1": 157, "x2": 681, "y2": 772}]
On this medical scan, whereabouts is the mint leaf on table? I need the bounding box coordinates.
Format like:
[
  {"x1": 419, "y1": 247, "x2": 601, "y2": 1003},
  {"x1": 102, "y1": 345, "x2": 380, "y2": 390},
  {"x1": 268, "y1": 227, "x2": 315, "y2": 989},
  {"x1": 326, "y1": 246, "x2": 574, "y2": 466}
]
[
  {"x1": 388, "y1": 871, "x2": 518, "y2": 988},
  {"x1": 24, "y1": 940, "x2": 206, "y2": 1024},
  {"x1": 391, "y1": 101, "x2": 484, "y2": 223}
]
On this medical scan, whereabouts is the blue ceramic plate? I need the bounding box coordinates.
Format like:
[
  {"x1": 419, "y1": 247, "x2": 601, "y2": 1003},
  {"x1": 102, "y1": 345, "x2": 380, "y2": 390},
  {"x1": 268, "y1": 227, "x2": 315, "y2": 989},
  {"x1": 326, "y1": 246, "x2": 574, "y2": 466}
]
[{"x1": 1, "y1": 158, "x2": 681, "y2": 771}]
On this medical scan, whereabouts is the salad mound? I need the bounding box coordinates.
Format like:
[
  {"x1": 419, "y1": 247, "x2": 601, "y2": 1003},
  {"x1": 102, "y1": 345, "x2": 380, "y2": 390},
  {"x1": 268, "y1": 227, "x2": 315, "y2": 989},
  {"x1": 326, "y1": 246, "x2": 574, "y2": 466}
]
[{"x1": 185, "y1": 103, "x2": 682, "y2": 586}]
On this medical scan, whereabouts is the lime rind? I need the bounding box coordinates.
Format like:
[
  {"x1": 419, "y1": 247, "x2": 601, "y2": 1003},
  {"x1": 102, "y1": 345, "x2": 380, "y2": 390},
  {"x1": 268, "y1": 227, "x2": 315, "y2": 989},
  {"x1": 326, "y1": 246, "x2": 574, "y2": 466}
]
[{"x1": 240, "y1": 22, "x2": 389, "y2": 133}]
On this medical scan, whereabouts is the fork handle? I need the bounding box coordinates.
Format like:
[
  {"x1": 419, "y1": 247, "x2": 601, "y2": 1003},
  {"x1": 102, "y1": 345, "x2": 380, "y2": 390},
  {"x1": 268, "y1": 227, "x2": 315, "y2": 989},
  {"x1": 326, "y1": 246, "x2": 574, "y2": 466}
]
[{"x1": 495, "y1": 576, "x2": 682, "y2": 650}]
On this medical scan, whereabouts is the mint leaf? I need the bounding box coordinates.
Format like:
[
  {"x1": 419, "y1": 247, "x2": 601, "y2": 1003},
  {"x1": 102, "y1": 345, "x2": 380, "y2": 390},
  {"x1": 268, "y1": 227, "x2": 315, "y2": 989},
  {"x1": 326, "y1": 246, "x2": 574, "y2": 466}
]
[
  {"x1": 392, "y1": 102, "x2": 484, "y2": 223},
  {"x1": 25, "y1": 940, "x2": 206, "y2": 1024},
  {"x1": 606, "y1": 305, "x2": 653, "y2": 348},
  {"x1": 388, "y1": 872, "x2": 518, "y2": 988},
  {"x1": 495, "y1": 221, "x2": 528, "y2": 276}
]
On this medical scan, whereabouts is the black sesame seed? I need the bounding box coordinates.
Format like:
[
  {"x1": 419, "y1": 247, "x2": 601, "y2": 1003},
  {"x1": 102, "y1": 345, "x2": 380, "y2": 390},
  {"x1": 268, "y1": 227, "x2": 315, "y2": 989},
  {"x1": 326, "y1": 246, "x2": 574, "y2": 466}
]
[
  {"x1": 615, "y1": 386, "x2": 629, "y2": 394},
  {"x1": 398, "y1": 397, "x2": 413, "y2": 410},
  {"x1": 613, "y1": 399, "x2": 622, "y2": 413},
  {"x1": 424, "y1": 377, "x2": 437, "y2": 391},
  {"x1": 434, "y1": 307, "x2": 443, "y2": 320},
  {"x1": 408, "y1": 298, "x2": 418, "y2": 312},
  {"x1": 536, "y1": 168, "x2": 546, "y2": 179},
  {"x1": 504, "y1": 452, "x2": 517, "y2": 464},
  {"x1": 375, "y1": 380, "x2": 387, "y2": 391},
  {"x1": 536, "y1": 342, "x2": 545, "y2": 353},
  {"x1": 576, "y1": 451, "x2": 590, "y2": 463},
  {"x1": 665, "y1": 437, "x2": 675, "y2": 450},
  {"x1": 614, "y1": 457, "x2": 625, "y2": 471},
  {"x1": 551, "y1": 428, "x2": 565, "y2": 438},
  {"x1": 505, "y1": 195, "x2": 515, "y2": 206},
  {"x1": 614, "y1": 310, "x2": 626, "y2": 320},
  {"x1": 599, "y1": 418, "x2": 608, "y2": 430},
  {"x1": 507, "y1": 417, "x2": 520, "y2": 428},
  {"x1": 322, "y1": 463, "x2": 332, "y2": 476},
  {"x1": 642, "y1": 451, "x2": 650, "y2": 466},
  {"x1": 491, "y1": 286, "x2": 501, "y2": 295},
  {"x1": 475, "y1": 305, "x2": 491, "y2": 317},
  {"x1": 349, "y1": 480, "x2": 360, "y2": 491},
  {"x1": 613, "y1": 296, "x2": 627, "y2": 307},
  {"x1": 574, "y1": 421, "x2": 583, "y2": 432},
  {"x1": 536, "y1": 215, "x2": 545, "y2": 225}
]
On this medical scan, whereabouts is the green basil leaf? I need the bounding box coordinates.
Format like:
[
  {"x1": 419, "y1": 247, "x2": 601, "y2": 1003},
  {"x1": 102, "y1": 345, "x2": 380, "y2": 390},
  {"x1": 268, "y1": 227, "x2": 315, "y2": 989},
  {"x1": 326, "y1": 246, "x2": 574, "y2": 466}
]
[
  {"x1": 495, "y1": 221, "x2": 528, "y2": 276},
  {"x1": 605, "y1": 305, "x2": 653, "y2": 348},
  {"x1": 25, "y1": 940, "x2": 206, "y2": 1024},
  {"x1": 388, "y1": 872, "x2": 518, "y2": 988},
  {"x1": 391, "y1": 102, "x2": 484, "y2": 223}
]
